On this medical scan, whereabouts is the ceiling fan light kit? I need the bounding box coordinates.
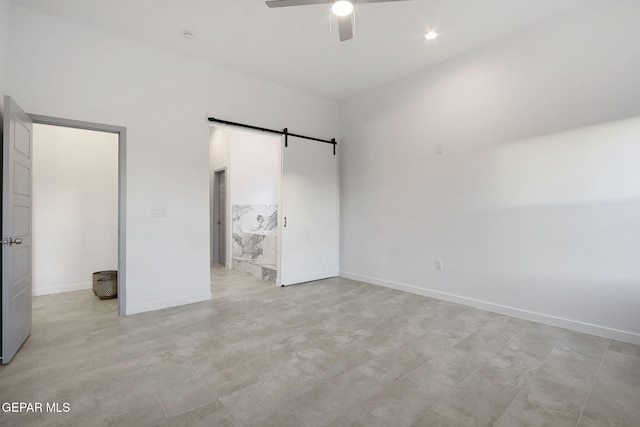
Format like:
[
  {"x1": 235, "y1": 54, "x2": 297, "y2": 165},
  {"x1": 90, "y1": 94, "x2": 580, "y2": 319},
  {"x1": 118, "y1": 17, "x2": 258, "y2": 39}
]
[
  {"x1": 331, "y1": 1, "x2": 354, "y2": 17},
  {"x1": 265, "y1": 0, "x2": 411, "y2": 42}
]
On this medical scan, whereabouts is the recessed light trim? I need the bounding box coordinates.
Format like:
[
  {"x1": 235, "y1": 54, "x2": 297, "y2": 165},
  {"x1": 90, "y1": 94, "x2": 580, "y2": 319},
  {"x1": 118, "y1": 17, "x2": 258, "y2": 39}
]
[{"x1": 425, "y1": 31, "x2": 438, "y2": 40}]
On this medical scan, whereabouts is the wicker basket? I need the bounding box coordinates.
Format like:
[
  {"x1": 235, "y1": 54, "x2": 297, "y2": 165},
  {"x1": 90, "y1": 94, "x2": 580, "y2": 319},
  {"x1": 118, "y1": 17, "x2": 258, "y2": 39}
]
[{"x1": 93, "y1": 270, "x2": 118, "y2": 299}]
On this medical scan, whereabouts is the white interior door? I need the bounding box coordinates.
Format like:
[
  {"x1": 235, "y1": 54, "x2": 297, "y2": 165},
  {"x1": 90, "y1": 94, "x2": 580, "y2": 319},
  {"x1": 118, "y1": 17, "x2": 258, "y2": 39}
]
[
  {"x1": 2, "y1": 96, "x2": 33, "y2": 364},
  {"x1": 281, "y1": 137, "x2": 338, "y2": 286}
]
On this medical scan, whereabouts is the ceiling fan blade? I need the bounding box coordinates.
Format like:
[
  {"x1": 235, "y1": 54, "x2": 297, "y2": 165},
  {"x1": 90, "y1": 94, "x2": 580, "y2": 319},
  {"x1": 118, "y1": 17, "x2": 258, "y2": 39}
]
[
  {"x1": 265, "y1": 0, "x2": 329, "y2": 7},
  {"x1": 355, "y1": 0, "x2": 412, "y2": 3},
  {"x1": 337, "y1": 15, "x2": 354, "y2": 42}
]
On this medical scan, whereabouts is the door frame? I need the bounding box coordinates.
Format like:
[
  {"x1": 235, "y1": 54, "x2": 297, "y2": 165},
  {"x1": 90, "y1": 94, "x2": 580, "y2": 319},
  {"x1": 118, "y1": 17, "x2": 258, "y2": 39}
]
[
  {"x1": 29, "y1": 114, "x2": 127, "y2": 316},
  {"x1": 211, "y1": 167, "x2": 227, "y2": 267}
]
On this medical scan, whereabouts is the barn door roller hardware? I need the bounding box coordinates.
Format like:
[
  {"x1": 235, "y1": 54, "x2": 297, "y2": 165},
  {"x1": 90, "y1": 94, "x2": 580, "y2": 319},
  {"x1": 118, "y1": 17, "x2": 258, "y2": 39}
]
[{"x1": 208, "y1": 116, "x2": 337, "y2": 155}]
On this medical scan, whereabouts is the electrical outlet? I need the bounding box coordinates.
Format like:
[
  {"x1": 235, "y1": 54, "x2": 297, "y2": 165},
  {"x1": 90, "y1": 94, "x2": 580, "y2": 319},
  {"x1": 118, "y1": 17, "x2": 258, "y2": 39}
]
[
  {"x1": 435, "y1": 259, "x2": 443, "y2": 270},
  {"x1": 152, "y1": 206, "x2": 168, "y2": 217},
  {"x1": 435, "y1": 144, "x2": 443, "y2": 155}
]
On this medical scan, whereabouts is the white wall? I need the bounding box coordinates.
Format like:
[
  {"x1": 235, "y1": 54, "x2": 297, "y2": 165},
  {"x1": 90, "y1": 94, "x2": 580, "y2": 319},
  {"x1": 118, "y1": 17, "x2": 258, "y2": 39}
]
[
  {"x1": 0, "y1": 0, "x2": 9, "y2": 103},
  {"x1": 210, "y1": 127, "x2": 230, "y2": 173},
  {"x1": 340, "y1": 0, "x2": 640, "y2": 344},
  {"x1": 209, "y1": 126, "x2": 281, "y2": 206},
  {"x1": 8, "y1": 5, "x2": 340, "y2": 314},
  {"x1": 229, "y1": 130, "x2": 280, "y2": 206},
  {"x1": 32, "y1": 124, "x2": 118, "y2": 296}
]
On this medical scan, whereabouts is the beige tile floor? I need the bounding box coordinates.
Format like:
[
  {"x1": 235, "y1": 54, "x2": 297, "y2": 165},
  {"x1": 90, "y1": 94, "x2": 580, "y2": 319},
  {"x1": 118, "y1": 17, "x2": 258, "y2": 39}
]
[{"x1": 1, "y1": 265, "x2": 639, "y2": 426}]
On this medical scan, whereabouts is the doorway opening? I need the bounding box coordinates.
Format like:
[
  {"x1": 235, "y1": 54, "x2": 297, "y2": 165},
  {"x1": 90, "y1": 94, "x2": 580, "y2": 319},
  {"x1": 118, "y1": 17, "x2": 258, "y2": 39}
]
[
  {"x1": 32, "y1": 124, "x2": 118, "y2": 305},
  {"x1": 212, "y1": 169, "x2": 227, "y2": 267},
  {"x1": 30, "y1": 114, "x2": 127, "y2": 316},
  {"x1": 209, "y1": 125, "x2": 281, "y2": 284}
]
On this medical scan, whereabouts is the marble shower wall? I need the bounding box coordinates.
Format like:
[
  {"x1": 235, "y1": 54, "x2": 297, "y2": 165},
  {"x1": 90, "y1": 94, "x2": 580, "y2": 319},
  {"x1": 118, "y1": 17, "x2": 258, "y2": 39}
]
[{"x1": 232, "y1": 205, "x2": 277, "y2": 268}]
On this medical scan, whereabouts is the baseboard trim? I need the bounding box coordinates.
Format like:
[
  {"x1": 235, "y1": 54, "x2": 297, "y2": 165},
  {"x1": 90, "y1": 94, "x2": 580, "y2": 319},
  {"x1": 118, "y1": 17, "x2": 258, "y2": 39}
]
[
  {"x1": 126, "y1": 292, "x2": 212, "y2": 315},
  {"x1": 282, "y1": 271, "x2": 340, "y2": 287},
  {"x1": 32, "y1": 282, "x2": 91, "y2": 296},
  {"x1": 340, "y1": 271, "x2": 640, "y2": 345}
]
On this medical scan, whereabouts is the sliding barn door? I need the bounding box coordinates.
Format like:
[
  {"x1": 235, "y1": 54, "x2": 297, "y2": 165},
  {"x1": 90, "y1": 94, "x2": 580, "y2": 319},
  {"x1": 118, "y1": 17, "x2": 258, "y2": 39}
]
[{"x1": 280, "y1": 137, "x2": 339, "y2": 286}]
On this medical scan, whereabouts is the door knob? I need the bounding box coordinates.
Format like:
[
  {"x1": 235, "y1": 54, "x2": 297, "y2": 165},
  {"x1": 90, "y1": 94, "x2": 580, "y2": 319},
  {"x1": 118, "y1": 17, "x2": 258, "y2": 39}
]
[
  {"x1": 2, "y1": 237, "x2": 23, "y2": 246},
  {"x1": 216, "y1": 220, "x2": 221, "y2": 224}
]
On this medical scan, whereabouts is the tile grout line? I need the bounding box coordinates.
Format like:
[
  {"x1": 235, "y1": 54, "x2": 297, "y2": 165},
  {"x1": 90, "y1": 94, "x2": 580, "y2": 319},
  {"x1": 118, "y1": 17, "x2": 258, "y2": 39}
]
[
  {"x1": 285, "y1": 401, "x2": 312, "y2": 427},
  {"x1": 90, "y1": 389, "x2": 99, "y2": 417},
  {"x1": 394, "y1": 309, "x2": 498, "y2": 385},
  {"x1": 229, "y1": 410, "x2": 249, "y2": 427},
  {"x1": 155, "y1": 394, "x2": 170, "y2": 420},
  {"x1": 242, "y1": 362, "x2": 266, "y2": 382},
  {"x1": 491, "y1": 328, "x2": 570, "y2": 427},
  {"x1": 172, "y1": 399, "x2": 226, "y2": 420},
  {"x1": 575, "y1": 339, "x2": 610, "y2": 427},
  {"x1": 188, "y1": 360, "x2": 200, "y2": 374},
  {"x1": 479, "y1": 320, "x2": 536, "y2": 424},
  {"x1": 520, "y1": 328, "x2": 568, "y2": 376},
  {"x1": 423, "y1": 320, "x2": 533, "y2": 420}
]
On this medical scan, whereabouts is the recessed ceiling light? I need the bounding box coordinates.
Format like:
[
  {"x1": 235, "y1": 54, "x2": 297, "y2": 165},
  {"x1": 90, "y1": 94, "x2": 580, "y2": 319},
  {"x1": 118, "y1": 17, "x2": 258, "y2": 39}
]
[
  {"x1": 332, "y1": 1, "x2": 354, "y2": 17},
  {"x1": 183, "y1": 31, "x2": 194, "y2": 39},
  {"x1": 425, "y1": 31, "x2": 438, "y2": 40}
]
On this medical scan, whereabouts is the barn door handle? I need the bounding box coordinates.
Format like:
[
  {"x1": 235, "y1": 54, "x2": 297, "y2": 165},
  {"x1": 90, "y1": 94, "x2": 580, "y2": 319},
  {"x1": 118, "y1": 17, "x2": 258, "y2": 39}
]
[{"x1": 284, "y1": 217, "x2": 287, "y2": 227}]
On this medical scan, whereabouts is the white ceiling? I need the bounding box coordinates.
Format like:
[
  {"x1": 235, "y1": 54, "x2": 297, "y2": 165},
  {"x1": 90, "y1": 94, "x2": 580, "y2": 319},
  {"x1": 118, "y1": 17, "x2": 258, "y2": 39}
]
[{"x1": 10, "y1": 0, "x2": 589, "y2": 100}]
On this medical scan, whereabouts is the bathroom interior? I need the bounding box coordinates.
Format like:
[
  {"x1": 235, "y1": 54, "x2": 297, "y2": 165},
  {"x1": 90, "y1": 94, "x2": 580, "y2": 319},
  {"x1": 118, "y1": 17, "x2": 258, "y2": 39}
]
[{"x1": 209, "y1": 125, "x2": 281, "y2": 283}]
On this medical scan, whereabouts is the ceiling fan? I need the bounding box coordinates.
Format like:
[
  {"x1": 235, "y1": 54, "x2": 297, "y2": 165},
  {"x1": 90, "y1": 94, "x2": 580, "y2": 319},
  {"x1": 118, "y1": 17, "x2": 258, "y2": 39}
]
[{"x1": 265, "y1": 0, "x2": 411, "y2": 42}]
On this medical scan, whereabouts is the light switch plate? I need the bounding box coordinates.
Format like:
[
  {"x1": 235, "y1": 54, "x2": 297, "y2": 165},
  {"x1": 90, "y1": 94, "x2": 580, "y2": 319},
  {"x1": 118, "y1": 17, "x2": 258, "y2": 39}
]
[{"x1": 152, "y1": 206, "x2": 168, "y2": 217}]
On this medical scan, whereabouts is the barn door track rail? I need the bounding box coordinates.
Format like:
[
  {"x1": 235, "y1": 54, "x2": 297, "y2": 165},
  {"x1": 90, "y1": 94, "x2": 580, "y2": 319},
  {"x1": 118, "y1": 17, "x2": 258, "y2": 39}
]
[{"x1": 208, "y1": 116, "x2": 337, "y2": 155}]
